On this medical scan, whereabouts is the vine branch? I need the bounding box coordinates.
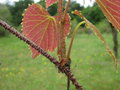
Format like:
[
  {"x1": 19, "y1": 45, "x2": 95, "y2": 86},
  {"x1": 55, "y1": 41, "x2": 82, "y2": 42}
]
[{"x1": 0, "y1": 19, "x2": 82, "y2": 90}]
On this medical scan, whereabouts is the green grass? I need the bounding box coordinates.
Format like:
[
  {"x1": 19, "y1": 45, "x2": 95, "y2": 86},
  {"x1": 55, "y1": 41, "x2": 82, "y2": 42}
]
[{"x1": 0, "y1": 34, "x2": 120, "y2": 90}]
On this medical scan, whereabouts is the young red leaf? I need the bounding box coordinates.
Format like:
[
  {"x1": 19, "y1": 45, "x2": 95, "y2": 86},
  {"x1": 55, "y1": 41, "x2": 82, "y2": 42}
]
[
  {"x1": 96, "y1": 0, "x2": 120, "y2": 30},
  {"x1": 22, "y1": 4, "x2": 58, "y2": 58},
  {"x1": 22, "y1": 4, "x2": 70, "y2": 59},
  {"x1": 46, "y1": 0, "x2": 57, "y2": 8}
]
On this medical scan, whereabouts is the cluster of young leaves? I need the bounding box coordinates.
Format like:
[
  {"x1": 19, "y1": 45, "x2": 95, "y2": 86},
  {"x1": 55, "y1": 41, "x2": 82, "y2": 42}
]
[
  {"x1": 22, "y1": 0, "x2": 119, "y2": 68},
  {"x1": 22, "y1": 0, "x2": 70, "y2": 59}
]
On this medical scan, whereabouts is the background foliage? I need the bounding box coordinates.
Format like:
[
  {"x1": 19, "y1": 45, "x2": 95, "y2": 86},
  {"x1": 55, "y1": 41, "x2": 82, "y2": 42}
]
[{"x1": 0, "y1": 4, "x2": 12, "y2": 36}]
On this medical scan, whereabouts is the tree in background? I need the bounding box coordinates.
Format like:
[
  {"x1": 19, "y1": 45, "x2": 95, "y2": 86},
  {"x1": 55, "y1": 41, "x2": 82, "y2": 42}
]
[
  {"x1": 38, "y1": 0, "x2": 45, "y2": 8},
  {"x1": 68, "y1": 0, "x2": 83, "y2": 21},
  {"x1": 0, "y1": 4, "x2": 12, "y2": 36},
  {"x1": 110, "y1": 24, "x2": 118, "y2": 57},
  {"x1": 38, "y1": 0, "x2": 83, "y2": 18},
  {"x1": 38, "y1": 0, "x2": 57, "y2": 16},
  {"x1": 82, "y1": 3, "x2": 105, "y2": 24},
  {"x1": 8, "y1": 0, "x2": 34, "y2": 26}
]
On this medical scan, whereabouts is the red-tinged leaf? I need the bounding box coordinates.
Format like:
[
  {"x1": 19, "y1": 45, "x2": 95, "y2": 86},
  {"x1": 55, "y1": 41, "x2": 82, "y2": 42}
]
[
  {"x1": 96, "y1": 0, "x2": 120, "y2": 30},
  {"x1": 22, "y1": 4, "x2": 70, "y2": 59},
  {"x1": 22, "y1": 4, "x2": 58, "y2": 58},
  {"x1": 46, "y1": 0, "x2": 57, "y2": 8}
]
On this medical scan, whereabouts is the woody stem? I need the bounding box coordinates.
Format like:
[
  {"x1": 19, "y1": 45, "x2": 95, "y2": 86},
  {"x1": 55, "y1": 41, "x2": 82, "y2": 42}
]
[{"x1": 0, "y1": 19, "x2": 82, "y2": 90}]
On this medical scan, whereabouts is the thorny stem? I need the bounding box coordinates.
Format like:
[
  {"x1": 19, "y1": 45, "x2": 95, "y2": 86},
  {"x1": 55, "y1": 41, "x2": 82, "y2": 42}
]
[
  {"x1": 0, "y1": 20, "x2": 82, "y2": 90},
  {"x1": 57, "y1": 0, "x2": 64, "y2": 59},
  {"x1": 63, "y1": 0, "x2": 70, "y2": 21},
  {"x1": 66, "y1": 59, "x2": 71, "y2": 90},
  {"x1": 58, "y1": 0, "x2": 63, "y2": 17},
  {"x1": 57, "y1": 0, "x2": 67, "y2": 66},
  {"x1": 57, "y1": 1, "x2": 71, "y2": 90}
]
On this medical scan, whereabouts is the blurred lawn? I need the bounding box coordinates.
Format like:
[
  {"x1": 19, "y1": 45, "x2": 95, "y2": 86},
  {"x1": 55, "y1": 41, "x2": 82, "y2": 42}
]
[{"x1": 0, "y1": 34, "x2": 120, "y2": 90}]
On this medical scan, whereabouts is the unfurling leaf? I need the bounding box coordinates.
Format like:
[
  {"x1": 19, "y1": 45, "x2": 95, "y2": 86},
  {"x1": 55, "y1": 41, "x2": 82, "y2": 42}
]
[
  {"x1": 22, "y1": 4, "x2": 70, "y2": 59},
  {"x1": 46, "y1": 0, "x2": 57, "y2": 8},
  {"x1": 96, "y1": 0, "x2": 120, "y2": 30},
  {"x1": 73, "y1": 10, "x2": 118, "y2": 70}
]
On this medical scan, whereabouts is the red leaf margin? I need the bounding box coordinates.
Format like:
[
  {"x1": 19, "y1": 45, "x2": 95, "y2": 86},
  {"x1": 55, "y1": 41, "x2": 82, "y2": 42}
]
[{"x1": 46, "y1": 0, "x2": 57, "y2": 8}]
